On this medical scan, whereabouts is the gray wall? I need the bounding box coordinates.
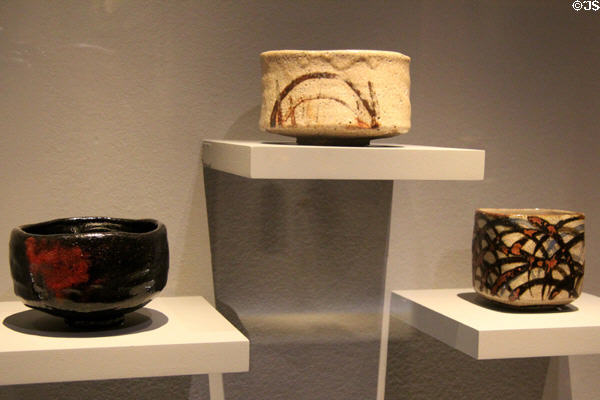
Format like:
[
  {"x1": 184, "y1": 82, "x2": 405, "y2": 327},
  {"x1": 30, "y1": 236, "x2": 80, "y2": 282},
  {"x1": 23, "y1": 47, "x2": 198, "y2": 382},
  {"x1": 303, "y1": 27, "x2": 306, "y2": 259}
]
[{"x1": 0, "y1": 1, "x2": 598, "y2": 399}]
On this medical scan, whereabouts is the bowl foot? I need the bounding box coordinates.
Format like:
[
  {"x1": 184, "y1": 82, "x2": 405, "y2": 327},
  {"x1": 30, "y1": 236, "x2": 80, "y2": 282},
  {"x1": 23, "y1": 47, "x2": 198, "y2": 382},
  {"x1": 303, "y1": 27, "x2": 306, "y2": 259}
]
[
  {"x1": 475, "y1": 292, "x2": 575, "y2": 311},
  {"x1": 64, "y1": 315, "x2": 125, "y2": 329}
]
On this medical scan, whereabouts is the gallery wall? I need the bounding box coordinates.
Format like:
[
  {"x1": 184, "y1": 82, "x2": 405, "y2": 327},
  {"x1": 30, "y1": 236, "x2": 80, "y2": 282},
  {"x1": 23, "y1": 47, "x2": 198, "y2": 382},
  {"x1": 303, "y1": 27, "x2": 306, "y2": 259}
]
[{"x1": 0, "y1": 1, "x2": 598, "y2": 399}]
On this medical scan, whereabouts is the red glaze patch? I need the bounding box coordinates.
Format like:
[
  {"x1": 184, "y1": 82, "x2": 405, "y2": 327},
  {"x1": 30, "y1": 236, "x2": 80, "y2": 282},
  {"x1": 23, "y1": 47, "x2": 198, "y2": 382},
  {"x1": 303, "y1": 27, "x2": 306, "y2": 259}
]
[
  {"x1": 545, "y1": 258, "x2": 558, "y2": 272},
  {"x1": 528, "y1": 217, "x2": 544, "y2": 226},
  {"x1": 510, "y1": 243, "x2": 522, "y2": 255},
  {"x1": 523, "y1": 229, "x2": 537, "y2": 238},
  {"x1": 25, "y1": 237, "x2": 90, "y2": 298}
]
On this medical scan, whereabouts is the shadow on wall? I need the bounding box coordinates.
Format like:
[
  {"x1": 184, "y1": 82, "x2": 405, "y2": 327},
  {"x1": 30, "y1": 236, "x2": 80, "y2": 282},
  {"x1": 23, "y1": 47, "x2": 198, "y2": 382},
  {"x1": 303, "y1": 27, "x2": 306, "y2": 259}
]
[
  {"x1": 225, "y1": 105, "x2": 273, "y2": 141},
  {"x1": 433, "y1": 248, "x2": 472, "y2": 288},
  {"x1": 203, "y1": 168, "x2": 393, "y2": 315},
  {"x1": 203, "y1": 166, "x2": 394, "y2": 400},
  {"x1": 385, "y1": 315, "x2": 550, "y2": 400},
  {"x1": 177, "y1": 150, "x2": 215, "y2": 298},
  {"x1": 178, "y1": 105, "x2": 270, "y2": 299}
]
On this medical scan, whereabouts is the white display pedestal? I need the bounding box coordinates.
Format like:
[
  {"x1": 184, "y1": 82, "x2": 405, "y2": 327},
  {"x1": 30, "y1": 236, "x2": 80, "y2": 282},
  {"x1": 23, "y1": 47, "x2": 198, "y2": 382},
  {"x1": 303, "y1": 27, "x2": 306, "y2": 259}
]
[
  {"x1": 202, "y1": 140, "x2": 485, "y2": 180},
  {"x1": 392, "y1": 288, "x2": 600, "y2": 360},
  {"x1": 0, "y1": 296, "x2": 249, "y2": 385},
  {"x1": 202, "y1": 140, "x2": 485, "y2": 400}
]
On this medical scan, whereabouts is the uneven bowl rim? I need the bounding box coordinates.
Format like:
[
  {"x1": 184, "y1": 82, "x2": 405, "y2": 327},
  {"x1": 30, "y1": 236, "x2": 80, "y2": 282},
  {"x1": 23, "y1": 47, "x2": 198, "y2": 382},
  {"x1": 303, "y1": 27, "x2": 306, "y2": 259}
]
[
  {"x1": 260, "y1": 49, "x2": 410, "y2": 61},
  {"x1": 476, "y1": 208, "x2": 584, "y2": 218},
  {"x1": 14, "y1": 216, "x2": 164, "y2": 238}
]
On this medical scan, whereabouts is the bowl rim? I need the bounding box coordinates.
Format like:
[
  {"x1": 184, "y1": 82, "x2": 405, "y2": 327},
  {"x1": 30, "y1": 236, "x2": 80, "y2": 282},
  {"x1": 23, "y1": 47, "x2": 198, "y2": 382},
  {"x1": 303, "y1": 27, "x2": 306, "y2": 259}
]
[
  {"x1": 14, "y1": 216, "x2": 165, "y2": 238},
  {"x1": 476, "y1": 208, "x2": 584, "y2": 218},
  {"x1": 260, "y1": 49, "x2": 410, "y2": 60}
]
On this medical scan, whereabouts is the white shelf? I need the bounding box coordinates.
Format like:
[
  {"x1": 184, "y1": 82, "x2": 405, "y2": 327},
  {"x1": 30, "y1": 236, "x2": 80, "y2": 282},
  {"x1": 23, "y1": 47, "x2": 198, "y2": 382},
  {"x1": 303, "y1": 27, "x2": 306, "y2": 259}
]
[
  {"x1": 392, "y1": 288, "x2": 600, "y2": 360},
  {"x1": 202, "y1": 140, "x2": 485, "y2": 180},
  {"x1": 0, "y1": 296, "x2": 249, "y2": 385}
]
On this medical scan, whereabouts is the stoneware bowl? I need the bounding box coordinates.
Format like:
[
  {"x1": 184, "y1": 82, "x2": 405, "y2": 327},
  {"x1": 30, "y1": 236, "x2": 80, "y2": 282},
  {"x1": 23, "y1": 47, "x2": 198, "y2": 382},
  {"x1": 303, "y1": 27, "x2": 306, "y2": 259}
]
[
  {"x1": 9, "y1": 217, "x2": 169, "y2": 328},
  {"x1": 260, "y1": 49, "x2": 411, "y2": 146},
  {"x1": 472, "y1": 208, "x2": 584, "y2": 308}
]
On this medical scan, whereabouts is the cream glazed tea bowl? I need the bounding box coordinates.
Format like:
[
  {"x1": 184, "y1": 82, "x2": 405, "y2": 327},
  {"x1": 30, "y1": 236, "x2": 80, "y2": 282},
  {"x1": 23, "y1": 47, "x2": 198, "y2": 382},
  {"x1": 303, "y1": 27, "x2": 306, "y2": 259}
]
[
  {"x1": 260, "y1": 49, "x2": 411, "y2": 146},
  {"x1": 472, "y1": 208, "x2": 584, "y2": 309}
]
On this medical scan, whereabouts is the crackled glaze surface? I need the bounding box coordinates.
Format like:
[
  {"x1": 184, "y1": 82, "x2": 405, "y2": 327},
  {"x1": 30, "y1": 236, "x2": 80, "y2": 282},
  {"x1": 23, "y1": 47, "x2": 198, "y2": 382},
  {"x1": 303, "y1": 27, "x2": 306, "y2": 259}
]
[
  {"x1": 260, "y1": 50, "x2": 410, "y2": 145},
  {"x1": 472, "y1": 209, "x2": 585, "y2": 308}
]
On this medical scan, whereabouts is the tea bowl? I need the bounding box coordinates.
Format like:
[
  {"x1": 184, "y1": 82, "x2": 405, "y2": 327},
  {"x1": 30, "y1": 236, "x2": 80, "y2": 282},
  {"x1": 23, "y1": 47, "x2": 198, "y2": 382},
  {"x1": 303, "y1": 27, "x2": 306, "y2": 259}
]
[
  {"x1": 9, "y1": 217, "x2": 169, "y2": 328},
  {"x1": 260, "y1": 49, "x2": 411, "y2": 146},
  {"x1": 472, "y1": 208, "x2": 584, "y2": 308}
]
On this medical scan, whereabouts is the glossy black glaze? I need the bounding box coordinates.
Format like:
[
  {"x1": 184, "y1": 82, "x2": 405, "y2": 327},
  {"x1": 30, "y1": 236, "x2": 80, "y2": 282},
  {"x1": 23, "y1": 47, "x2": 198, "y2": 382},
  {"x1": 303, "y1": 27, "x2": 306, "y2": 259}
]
[{"x1": 9, "y1": 217, "x2": 168, "y2": 327}]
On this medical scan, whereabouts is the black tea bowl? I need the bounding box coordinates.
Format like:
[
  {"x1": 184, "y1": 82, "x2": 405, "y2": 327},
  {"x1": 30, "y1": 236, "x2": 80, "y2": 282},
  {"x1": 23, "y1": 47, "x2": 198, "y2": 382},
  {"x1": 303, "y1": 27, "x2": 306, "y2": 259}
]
[{"x1": 9, "y1": 217, "x2": 168, "y2": 328}]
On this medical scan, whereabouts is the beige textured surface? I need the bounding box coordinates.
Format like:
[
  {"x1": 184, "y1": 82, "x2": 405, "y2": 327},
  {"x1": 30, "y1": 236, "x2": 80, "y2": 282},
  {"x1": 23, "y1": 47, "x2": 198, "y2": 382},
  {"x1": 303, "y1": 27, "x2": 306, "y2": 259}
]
[{"x1": 260, "y1": 50, "x2": 410, "y2": 143}]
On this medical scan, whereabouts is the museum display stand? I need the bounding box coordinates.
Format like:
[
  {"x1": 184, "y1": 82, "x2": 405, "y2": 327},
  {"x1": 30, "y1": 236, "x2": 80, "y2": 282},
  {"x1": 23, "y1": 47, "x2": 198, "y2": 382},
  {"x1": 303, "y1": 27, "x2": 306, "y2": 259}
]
[
  {"x1": 202, "y1": 139, "x2": 485, "y2": 400},
  {"x1": 392, "y1": 288, "x2": 600, "y2": 360},
  {"x1": 201, "y1": 140, "x2": 485, "y2": 180},
  {"x1": 389, "y1": 289, "x2": 600, "y2": 399},
  {"x1": 0, "y1": 296, "x2": 249, "y2": 385}
]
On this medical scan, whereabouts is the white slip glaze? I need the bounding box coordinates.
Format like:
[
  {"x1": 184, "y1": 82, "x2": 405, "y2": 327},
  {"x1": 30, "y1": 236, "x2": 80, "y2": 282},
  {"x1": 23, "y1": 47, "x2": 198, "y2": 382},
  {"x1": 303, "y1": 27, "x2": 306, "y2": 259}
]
[{"x1": 260, "y1": 50, "x2": 411, "y2": 144}]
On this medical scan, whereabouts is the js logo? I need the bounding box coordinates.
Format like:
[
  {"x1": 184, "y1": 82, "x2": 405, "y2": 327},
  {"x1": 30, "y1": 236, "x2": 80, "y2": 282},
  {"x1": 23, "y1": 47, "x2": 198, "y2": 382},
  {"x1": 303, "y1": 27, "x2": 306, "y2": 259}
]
[{"x1": 572, "y1": 0, "x2": 600, "y2": 11}]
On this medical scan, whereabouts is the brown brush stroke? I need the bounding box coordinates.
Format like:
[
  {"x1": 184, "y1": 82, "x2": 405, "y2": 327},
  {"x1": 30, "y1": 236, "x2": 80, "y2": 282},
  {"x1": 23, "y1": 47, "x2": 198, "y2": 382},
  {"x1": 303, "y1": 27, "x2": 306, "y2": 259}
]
[{"x1": 269, "y1": 72, "x2": 379, "y2": 128}]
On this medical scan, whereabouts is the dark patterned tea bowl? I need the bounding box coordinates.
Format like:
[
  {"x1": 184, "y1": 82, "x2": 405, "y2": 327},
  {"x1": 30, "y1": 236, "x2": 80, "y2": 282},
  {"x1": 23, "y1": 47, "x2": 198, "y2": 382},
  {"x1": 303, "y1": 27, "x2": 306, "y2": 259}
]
[
  {"x1": 9, "y1": 217, "x2": 169, "y2": 328},
  {"x1": 472, "y1": 208, "x2": 584, "y2": 308}
]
